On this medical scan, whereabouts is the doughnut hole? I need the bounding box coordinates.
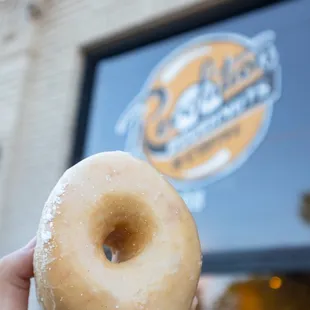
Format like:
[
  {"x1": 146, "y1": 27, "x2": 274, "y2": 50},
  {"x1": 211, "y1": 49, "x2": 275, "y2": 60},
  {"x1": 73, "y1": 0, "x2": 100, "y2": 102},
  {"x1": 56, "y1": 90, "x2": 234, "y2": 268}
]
[
  {"x1": 103, "y1": 245, "x2": 113, "y2": 261},
  {"x1": 91, "y1": 193, "x2": 157, "y2": 264}
]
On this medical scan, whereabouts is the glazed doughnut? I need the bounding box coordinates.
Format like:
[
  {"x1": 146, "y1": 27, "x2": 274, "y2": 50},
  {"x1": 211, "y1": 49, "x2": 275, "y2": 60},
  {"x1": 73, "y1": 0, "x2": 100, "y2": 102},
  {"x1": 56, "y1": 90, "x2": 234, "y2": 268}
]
[{"x1": 34, "y1": 151, "x2": 201, "y2": 310}]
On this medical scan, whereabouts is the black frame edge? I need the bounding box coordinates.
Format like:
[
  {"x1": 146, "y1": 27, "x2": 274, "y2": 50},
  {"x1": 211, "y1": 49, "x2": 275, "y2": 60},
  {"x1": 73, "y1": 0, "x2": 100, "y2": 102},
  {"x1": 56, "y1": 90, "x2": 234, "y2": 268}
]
[
  {"x1": 69, "y1": 0, "x2": 290, "y2": 168},
  {"x1": 68, "y1": 0, "x2": 310, "y2": 275}
]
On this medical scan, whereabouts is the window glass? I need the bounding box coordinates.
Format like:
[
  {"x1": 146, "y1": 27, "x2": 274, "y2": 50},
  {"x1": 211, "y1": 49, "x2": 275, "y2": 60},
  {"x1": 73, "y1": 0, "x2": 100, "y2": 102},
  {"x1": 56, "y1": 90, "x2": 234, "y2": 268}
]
[{"x1": 83, "y1": 0, "x2": 310, "y2": 253}]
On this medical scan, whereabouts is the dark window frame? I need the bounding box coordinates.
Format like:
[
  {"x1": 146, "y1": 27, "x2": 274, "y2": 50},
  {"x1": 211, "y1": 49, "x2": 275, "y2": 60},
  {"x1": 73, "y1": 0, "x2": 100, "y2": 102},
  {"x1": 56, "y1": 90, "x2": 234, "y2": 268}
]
[{"x1": 70, "y1": 0, "x2": 310, "y2": 275}]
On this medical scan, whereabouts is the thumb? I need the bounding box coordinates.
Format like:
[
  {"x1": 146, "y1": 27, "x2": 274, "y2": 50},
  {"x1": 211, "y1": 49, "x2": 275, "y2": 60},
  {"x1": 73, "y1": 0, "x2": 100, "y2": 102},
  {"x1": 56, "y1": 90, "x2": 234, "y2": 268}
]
[
  {"x1": 0, "y1": 238, "x2": 36, "y2": 286},
  {"x1": 0, "y1": 238, "x2": 36, "y2": 310}
]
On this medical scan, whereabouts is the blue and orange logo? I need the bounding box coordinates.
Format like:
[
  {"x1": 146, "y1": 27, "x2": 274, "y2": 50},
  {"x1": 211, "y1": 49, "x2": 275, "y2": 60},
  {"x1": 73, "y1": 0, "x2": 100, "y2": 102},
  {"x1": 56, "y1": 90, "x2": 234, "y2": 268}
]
[{"x1": 116, "y1": 31, "x2": 281, "y2": 198}]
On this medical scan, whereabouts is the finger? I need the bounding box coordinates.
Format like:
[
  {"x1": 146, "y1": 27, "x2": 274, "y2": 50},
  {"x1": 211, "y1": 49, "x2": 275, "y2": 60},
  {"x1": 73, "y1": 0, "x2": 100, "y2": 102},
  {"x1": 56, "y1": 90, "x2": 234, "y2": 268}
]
[
  {"x1": 0, "y1": 237, "x2": 36, "y2": 289},
  {"x1": 191, "y1": 296, "x2": 199, "y2": 310},
  {"x1": 196, "y1": 277, "x2": 208, "y2": 310},
  {"x1": 0, "y1": 238, "x2": 36, "y2": 310}
]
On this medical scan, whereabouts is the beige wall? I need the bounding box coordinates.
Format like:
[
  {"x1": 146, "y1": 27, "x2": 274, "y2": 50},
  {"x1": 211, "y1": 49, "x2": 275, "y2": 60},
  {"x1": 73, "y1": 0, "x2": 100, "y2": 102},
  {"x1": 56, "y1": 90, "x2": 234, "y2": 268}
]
[{"x1": 0, "y1": 0, "x2": 216, "y2": 308}]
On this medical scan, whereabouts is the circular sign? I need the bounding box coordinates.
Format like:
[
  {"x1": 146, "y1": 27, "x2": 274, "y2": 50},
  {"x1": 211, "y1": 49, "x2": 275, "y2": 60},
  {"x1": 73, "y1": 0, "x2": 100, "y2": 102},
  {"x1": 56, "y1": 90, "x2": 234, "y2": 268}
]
[{"x1": 116, "y1": 31, "x2": 281, "y2": 191}]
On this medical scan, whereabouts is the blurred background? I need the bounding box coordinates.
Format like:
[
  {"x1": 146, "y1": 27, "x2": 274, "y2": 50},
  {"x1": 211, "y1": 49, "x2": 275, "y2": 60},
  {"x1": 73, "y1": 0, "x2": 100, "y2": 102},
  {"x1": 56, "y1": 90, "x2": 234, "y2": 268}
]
[{"x1": 0, "y1": 0, "x2": 310, "y2": 309}]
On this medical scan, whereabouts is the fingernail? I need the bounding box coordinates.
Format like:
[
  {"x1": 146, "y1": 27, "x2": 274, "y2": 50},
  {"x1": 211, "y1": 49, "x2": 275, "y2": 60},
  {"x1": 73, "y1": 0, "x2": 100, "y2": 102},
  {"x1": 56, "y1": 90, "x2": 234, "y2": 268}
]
[{"x1": 25, "y1": 237, "x2": 36, "y2": 249}]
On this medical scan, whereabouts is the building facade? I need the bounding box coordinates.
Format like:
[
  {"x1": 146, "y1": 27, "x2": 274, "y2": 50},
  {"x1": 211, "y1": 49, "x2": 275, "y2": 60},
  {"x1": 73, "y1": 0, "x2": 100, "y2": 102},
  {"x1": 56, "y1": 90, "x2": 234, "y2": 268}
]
[{"x1": 0, "y1": 0, "x2": 310, "y2": 309}]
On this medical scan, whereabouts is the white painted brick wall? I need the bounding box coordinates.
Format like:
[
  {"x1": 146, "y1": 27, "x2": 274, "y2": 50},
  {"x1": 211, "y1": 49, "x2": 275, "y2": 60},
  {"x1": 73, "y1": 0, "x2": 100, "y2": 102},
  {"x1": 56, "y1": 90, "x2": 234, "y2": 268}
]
[{"x1": 0, "y1": 0, "x2": 213, "y2": 308}]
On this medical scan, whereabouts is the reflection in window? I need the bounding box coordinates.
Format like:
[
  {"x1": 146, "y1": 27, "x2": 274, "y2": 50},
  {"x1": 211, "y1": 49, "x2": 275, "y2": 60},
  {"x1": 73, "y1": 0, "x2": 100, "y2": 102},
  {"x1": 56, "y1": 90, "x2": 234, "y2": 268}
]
[{"x1": 196, "y1": 273, "x2": 310, "y2": 309}]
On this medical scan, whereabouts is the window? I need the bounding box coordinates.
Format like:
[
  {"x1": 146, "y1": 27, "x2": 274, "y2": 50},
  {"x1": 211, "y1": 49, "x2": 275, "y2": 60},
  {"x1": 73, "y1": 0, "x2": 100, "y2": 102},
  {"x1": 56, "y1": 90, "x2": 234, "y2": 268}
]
[{"x1": 74, "y1": 0, "x2": 310, "y2": 307}]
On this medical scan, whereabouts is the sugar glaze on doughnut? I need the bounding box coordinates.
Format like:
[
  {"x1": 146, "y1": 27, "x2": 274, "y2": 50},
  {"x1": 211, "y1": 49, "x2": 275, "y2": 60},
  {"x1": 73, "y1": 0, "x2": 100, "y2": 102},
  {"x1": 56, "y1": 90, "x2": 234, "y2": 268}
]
[{"x1": 34, "y1": 151, "x2": 201, "y2": 310}]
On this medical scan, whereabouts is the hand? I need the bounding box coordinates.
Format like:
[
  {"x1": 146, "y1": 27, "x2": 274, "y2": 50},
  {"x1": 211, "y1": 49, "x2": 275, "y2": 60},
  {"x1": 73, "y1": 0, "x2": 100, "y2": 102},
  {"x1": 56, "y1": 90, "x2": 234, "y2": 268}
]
[
  {"x1": 0, "y1": 238, "x2": 36, "y2": 310},
  {"x1": 191, "y1": 276, "x2": 207, "y2": 310}
]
